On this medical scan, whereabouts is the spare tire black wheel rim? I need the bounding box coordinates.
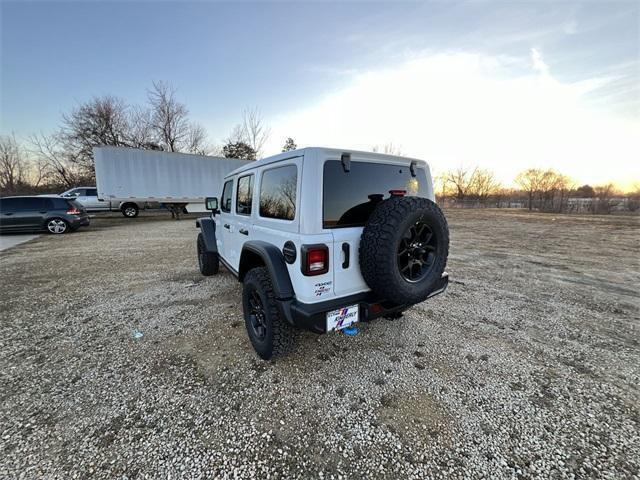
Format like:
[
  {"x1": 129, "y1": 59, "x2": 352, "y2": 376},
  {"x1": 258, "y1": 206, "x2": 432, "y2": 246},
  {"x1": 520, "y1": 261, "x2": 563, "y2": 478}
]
[
  {"x1": 248, "y1": 289, "x2": 268, "y2": 341},
  {"x1": 397, "y1": 220, "x2": 437, "y2": 283}
]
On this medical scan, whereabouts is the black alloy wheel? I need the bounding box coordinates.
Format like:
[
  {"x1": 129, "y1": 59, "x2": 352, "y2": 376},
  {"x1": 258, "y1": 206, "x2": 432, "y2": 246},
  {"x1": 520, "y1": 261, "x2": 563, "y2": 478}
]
[
  {"x1": 242, "y1": 267, "x2": 296, "y2": 359},
  {"x1": 247, "y1": 288, "x2": 268, "y2": 341},
  {"x1": 397, "y1": 221, "x2": 438, "y2": 283}
]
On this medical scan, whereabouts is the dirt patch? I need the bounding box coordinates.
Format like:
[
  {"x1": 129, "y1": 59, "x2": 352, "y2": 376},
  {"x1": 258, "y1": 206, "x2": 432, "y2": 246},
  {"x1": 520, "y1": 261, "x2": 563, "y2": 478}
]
[{"x1": 378, "y1": 391, "x2": 450, "y2": 443}]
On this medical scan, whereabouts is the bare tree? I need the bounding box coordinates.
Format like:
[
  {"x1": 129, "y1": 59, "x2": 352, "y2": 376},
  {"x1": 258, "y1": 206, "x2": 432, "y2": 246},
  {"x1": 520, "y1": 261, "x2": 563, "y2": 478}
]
[
  {"x1": 442, "y1": 166, "x2": 476, "y2": 203},
  {"x1": 627, "y1": 184, "x2": 640, "y2": 212},
  {"x1": 185, "y1": 123, "x2": 210, "y2": 155},
  {"x1": 28, "y1": 154, "x2": 48, "y2": 189},
  {"x1": 224, "y1": 108, "x2": 270, "y2": 159},
  {"x1": 148, "y1": 81, "x2": 190, "y2": 152},
  {"x1": 515, "y1": 168, "x2": 544, "y2": 211},
  {"x1": 536, "y1": 170, "x2": 574, "y2": 212},
  {"x1": 593, "y1": 183, "x2": 618, "y2": 214},
  {"x1": 469, "y1": 168, "x2": 501, "y2": 205},
  {"x1": 29, "y1": 133, "x2": 82, "y2": 188},
  {"x1": 127, "y1": 105, "x2": 156, "y2": 149},
  {"x1": 146, "y1": 81, "x2": 210, "y2": 155},
  {"x1": 59, "y1": 95, "x2": 132, "y2": 176},
  {"x1": 553, "y1": 173, "x2": 573, "y2": 213},
  {"x1": 226, "y1": 124, "x2": 245, "y2": 145},
  {"x1": 0, "y1": 134, "x2": 28, "y2": 194},
  {"x1": 240, "y1": 107, "x2": 270, "y2": 158}
]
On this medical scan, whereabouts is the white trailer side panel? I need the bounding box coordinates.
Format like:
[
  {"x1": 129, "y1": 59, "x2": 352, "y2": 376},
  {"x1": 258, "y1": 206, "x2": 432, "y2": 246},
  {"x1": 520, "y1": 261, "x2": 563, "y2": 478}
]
[{"x1": 94, "y1": 147, "x2": 250, "y2": 203}]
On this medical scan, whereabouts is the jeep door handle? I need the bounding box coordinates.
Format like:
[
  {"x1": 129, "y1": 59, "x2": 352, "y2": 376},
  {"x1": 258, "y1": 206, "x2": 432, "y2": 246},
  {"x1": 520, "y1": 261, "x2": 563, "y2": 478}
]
[
  {"x1": 4, "y1": 213, "x2": 13, "y2": 216},
  {"x1": 223, "y1": 224, "x2": 230, "y2": 230},
  {"x1": 239, "y1": 228, "x2": 249, "y2": 236}
]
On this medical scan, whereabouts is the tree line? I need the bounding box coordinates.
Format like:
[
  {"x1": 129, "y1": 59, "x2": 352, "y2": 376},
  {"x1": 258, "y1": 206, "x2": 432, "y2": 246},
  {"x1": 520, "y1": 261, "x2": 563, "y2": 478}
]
[
  {"x1": 437, "y1": 167, "x2": 639, "y2": 214},
  {"x1": 2, "y1": 84, "x2": 636, "y2": 214},
  {"x1": 0, "y1": 81, "x2": 298, "y2": 195}
]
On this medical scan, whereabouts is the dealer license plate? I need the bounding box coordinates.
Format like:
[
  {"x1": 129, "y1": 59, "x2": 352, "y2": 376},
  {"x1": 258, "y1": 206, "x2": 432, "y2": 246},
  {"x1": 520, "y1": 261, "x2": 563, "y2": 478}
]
[{"x1": 326, "y1": 304, "x2": 359, "y2": 332}]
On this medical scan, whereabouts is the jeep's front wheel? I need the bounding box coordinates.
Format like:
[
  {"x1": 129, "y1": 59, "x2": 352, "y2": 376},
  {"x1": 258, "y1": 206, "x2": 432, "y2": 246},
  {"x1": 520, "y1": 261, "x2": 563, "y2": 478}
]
[
  {"x1": 197, "y1": 233, "x2": 219, "y2": 276},
  {"x1": 242, "y1": 267, "x2": 296, "y2": 360}
]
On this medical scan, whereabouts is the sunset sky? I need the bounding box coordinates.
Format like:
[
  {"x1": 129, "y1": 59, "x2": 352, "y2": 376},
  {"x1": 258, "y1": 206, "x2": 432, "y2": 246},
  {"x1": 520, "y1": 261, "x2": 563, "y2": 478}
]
[{"x1": 1, "y1": 1, "x2": 638, "y2": 189}]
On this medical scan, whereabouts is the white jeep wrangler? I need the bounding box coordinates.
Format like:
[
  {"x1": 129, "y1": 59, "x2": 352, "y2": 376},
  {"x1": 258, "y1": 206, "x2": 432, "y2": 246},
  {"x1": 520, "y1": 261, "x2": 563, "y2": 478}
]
[{"x1": 196, "y1": 147, "x2": 449, "y2": 359}]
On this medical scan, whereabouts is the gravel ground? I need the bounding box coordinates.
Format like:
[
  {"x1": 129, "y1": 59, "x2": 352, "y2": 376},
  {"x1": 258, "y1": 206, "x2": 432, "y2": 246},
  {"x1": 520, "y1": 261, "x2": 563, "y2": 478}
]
[{"x1": 1, "y1": 210, "x2": 638, "y2": 479}]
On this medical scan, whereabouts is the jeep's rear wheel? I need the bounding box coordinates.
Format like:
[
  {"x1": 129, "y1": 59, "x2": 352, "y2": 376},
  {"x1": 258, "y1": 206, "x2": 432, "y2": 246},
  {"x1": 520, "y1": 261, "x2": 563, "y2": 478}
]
[
  {"x1": 359, "y1": 196, "x2": 449, "y2": 304},
  {"x1": 197, "y1": 233, "x2": 219, "y2": 276},
  {"x1": 242, "y1": 267, "x2": 296, "y2": 360}
]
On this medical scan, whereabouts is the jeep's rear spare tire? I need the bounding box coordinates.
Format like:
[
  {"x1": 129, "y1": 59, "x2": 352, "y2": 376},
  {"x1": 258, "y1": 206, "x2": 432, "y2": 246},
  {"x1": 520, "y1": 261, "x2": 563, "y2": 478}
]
[{"x1": 359, "y1": 196, "x2": 449, "y2": 304}]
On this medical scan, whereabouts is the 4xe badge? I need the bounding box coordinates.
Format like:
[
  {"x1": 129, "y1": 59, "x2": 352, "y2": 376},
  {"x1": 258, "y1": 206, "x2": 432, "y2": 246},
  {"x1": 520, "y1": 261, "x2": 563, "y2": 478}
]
[{"x1": 314, "y1": 281, "x2": 332, "y2": 297}]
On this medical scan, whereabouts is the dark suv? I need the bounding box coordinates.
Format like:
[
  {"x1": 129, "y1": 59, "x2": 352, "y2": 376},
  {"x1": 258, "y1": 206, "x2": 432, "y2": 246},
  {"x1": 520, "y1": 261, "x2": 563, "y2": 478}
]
[{"x1": 0, "y1": 196, "x2": 90, "y2": 234}]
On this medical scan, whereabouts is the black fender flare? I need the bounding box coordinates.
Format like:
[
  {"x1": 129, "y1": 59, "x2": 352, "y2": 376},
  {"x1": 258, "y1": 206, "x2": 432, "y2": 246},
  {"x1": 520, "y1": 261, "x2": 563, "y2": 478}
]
[
  {"x1": 239, "y1": 241, "x2": 294, "y2": 300},
  {"x1": 195, "y1": 217, "x2": 217, "y2": 253}
]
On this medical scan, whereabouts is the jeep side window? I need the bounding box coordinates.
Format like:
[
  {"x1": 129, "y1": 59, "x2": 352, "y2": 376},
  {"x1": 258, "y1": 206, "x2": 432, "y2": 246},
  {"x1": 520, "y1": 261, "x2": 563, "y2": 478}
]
[
  {"x1": 323, "y1": 160, "x2": 429, "y2": 228},
  {"x1": 221, "y1": 180, "x2": 233, "y2": 213},
  {"x1": 259, "y1": 165, "x2": 297, "y2": 221},
  {"x1": 236, "y1": 174, "x2": 254, "y2": 216}
]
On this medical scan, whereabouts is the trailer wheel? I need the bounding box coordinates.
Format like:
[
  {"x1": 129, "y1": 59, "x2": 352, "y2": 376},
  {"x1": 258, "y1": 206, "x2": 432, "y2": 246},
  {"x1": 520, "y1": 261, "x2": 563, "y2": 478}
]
[{"x1": 121, "y1": 203, "x2": 139, "y2": 218}]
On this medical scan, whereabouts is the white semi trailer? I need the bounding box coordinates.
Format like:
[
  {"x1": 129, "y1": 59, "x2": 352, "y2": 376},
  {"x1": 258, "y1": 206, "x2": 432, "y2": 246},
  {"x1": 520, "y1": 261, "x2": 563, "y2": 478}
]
[{"x1": 94, "y1": 147, "x2": 250, "y2": 217}]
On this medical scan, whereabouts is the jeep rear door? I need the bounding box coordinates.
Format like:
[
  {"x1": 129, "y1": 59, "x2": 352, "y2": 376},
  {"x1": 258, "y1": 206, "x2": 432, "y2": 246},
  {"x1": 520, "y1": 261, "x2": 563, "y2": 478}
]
[
  {"x1": 323, "y1": 158, "x2": 433, "y2": 298},
  {"x1": 217, "y1": 179, "x2": 236, "y2": 270},
  {"x1": 232, "y1": 173, "x2": 255, "y2": 269}
]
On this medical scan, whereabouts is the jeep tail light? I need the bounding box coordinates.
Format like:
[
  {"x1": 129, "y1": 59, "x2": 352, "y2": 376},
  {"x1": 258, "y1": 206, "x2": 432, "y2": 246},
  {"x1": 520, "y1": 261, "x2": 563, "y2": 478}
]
[
  {"x1": 67, "y1": 207, "x2": 81, "y2": 215},
  {"x1": 301, "y1": 244, "x2": 329, "y2": 276}
]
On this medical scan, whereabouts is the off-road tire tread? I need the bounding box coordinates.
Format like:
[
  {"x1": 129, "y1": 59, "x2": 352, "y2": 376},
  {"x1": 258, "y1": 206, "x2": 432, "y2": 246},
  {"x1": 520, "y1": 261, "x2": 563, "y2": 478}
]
[
  {"x1": 359, "y1": 197, "x2": 449, "y2": 304},
  {"x1": 244, "y1": 267, "x2": 296, "y2": 359},
  {"x1": 197, "y1": 233, "x2": 219, "y2": 275}
]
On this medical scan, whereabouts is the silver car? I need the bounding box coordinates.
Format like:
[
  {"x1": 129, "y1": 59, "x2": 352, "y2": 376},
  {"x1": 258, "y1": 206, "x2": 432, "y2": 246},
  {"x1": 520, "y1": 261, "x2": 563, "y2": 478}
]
[{"x1": 60, "y1": 187, "x2": 147, "y2": 218}]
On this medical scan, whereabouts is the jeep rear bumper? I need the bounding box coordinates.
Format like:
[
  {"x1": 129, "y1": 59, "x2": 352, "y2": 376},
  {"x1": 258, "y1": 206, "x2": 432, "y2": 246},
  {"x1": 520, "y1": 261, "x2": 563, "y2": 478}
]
[{"x1": 282, "y1": 273, "x2": 449, "y2": 333}]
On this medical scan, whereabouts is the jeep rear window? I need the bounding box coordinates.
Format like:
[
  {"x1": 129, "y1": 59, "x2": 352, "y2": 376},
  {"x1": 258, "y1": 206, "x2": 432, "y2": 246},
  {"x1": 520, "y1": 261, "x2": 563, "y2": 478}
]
[
  {"x1": 259, "y1": 165, "x2": 297, "y2": 221},
  {"x1": 323, "y1": 160, "x2": 429, "y2": 228}
]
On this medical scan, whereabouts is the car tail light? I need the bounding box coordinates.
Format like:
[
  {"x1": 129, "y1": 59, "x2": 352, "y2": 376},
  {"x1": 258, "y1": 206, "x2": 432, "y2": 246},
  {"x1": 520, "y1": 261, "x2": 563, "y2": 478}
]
[
  {"x1": 389, "y1": 189, "x2": 406, "y2": 197},
  {"x1": 67, "y1": 207, "x2": 81, "y2": 215},
  {"x1": 301, "y1": 244, "x2": 329, "y2": 276}
]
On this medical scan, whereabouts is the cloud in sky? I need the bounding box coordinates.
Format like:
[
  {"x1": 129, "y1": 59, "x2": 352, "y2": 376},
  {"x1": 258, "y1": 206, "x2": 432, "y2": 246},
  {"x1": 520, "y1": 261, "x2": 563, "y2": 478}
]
[{"x1": 268, "y1": 50, "x2": 639, "y2": 189}]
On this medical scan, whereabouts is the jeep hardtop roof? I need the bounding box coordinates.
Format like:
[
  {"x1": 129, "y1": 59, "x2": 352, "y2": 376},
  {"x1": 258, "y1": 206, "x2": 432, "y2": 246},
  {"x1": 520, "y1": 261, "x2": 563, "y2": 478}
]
[{"x1": 223, "y1": 147, "x2": 428, "y2": 179}]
